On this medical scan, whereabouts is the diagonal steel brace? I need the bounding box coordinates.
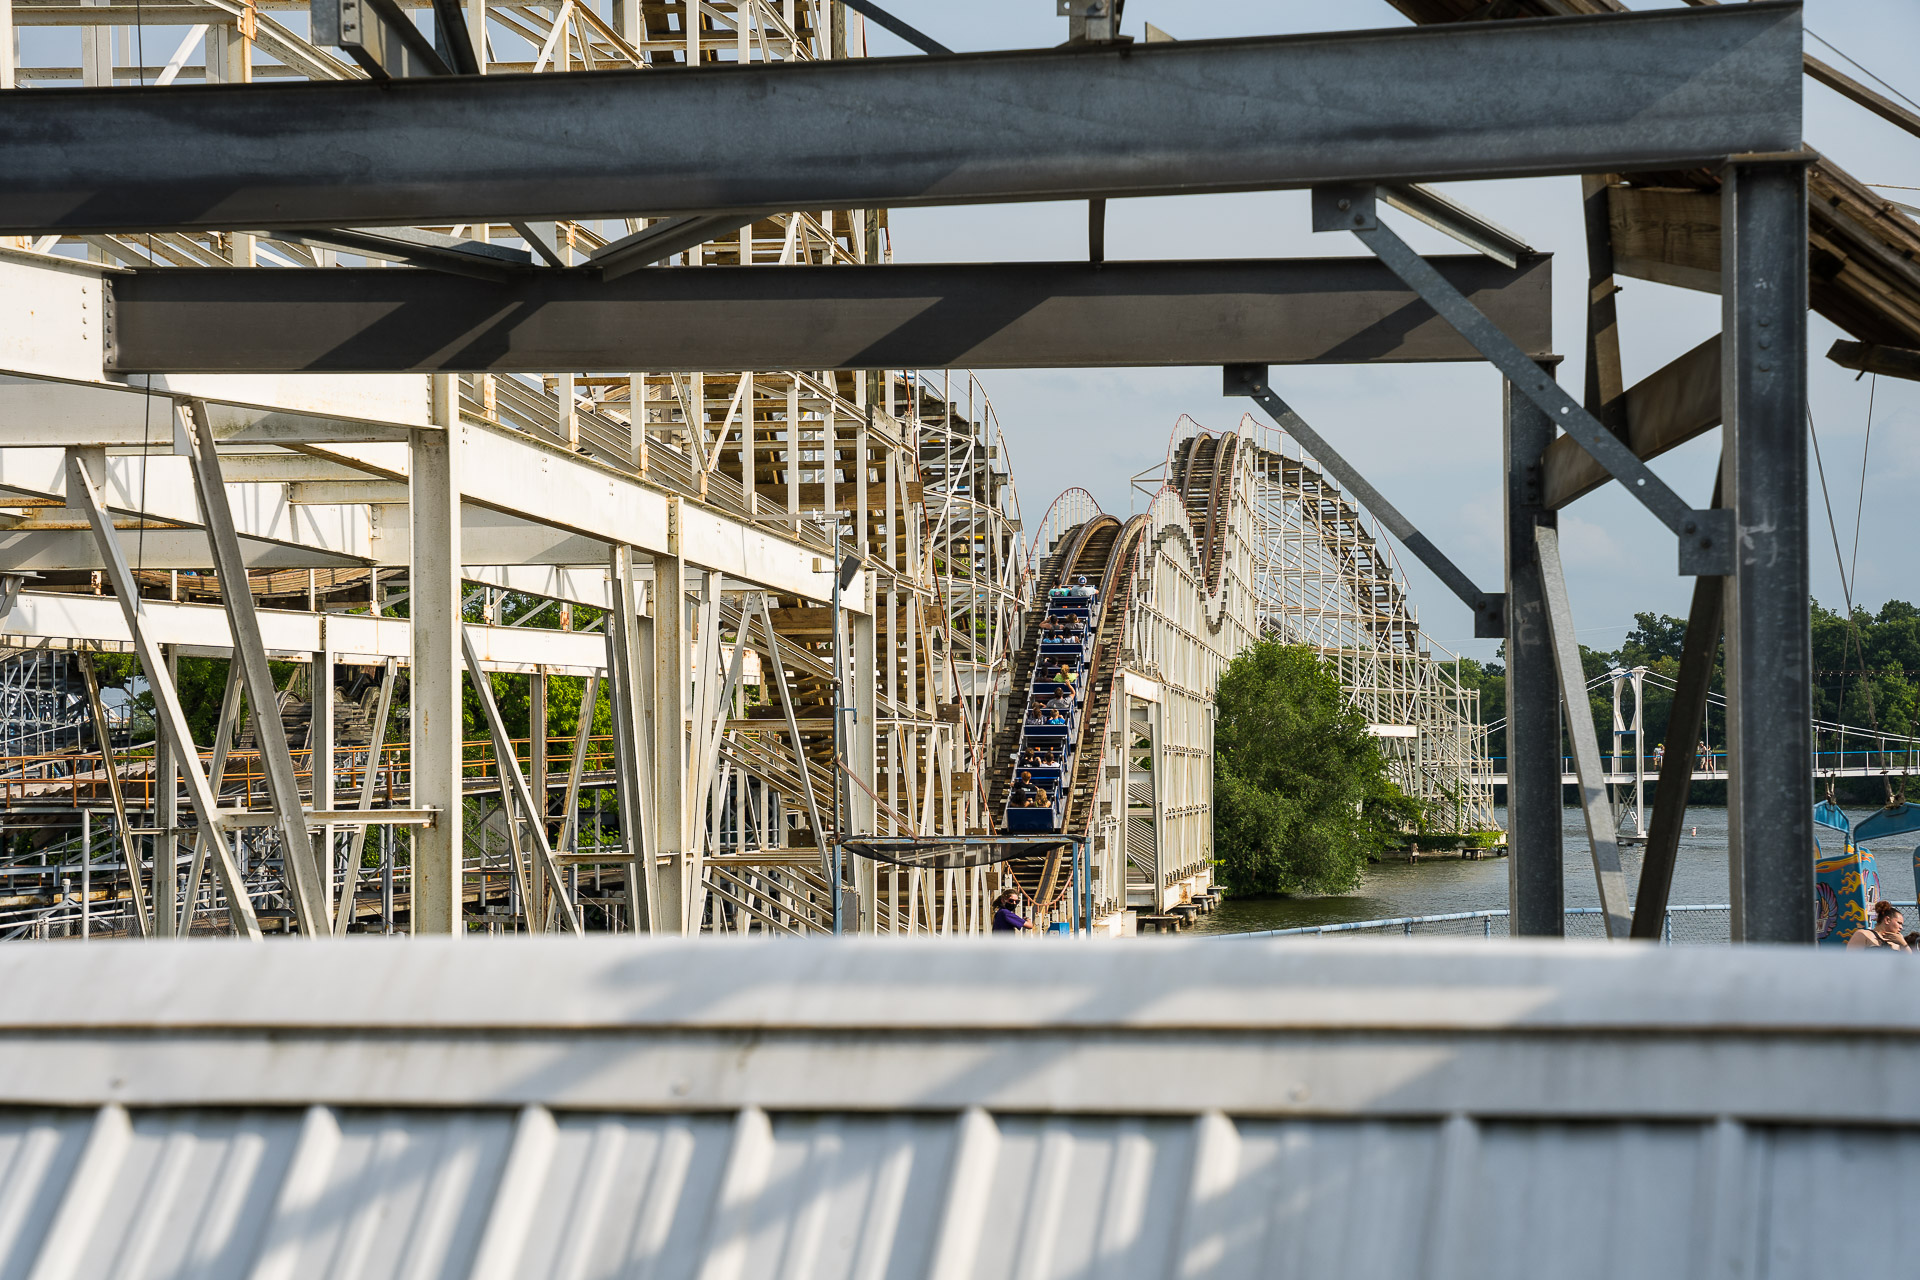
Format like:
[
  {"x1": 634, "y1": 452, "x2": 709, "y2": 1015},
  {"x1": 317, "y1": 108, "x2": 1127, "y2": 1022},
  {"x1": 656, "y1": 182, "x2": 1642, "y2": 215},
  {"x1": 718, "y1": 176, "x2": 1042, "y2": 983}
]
[
  {"x1": 1227, "y1": 363, "x2": 1505, "y2": 637},
  {"x1": 66, "y1": 446, "x2": 262, "y2": 939},
  {"x1": 1314, "y1": 185, "x2": 1733, "y2": 576},
  {"x1": 182, "y1": 401, "x2": 332, "y2": 936}
]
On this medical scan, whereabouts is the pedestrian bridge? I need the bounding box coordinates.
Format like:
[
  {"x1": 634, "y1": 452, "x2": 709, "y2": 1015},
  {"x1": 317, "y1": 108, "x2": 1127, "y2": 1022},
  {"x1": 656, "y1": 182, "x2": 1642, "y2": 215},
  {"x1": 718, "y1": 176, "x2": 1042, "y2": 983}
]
[{"x1": 1480, "y1": 751, "x2": 1915, "y2": 787}]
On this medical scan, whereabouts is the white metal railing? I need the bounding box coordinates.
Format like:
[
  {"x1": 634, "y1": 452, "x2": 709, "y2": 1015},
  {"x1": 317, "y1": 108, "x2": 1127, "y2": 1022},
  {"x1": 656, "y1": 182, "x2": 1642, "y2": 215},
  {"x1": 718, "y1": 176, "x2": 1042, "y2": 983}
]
[{"x1": 1222, "y1": 903, "x2": 1920, "y2": 944}]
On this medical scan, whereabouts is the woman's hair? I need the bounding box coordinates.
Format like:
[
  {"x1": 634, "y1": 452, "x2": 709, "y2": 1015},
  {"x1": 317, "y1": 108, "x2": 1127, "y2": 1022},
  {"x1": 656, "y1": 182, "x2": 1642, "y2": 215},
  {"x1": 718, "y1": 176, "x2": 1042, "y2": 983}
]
[{"x1": 1873, "y1": 899, "x2": 1904, "y2": 924}]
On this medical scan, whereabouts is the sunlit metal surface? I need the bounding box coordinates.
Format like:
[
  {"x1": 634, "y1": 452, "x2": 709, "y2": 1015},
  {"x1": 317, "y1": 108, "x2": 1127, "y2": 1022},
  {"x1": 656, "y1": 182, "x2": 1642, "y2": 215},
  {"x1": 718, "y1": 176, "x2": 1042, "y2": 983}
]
[{"x1": 0, "y1": 938, "x2": 1909, "y2": 1278}]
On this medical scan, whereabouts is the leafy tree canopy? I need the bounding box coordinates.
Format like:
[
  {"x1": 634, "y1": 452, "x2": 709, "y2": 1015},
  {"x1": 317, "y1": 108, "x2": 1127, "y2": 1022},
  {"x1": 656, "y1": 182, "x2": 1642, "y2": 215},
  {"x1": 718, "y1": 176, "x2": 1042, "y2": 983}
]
[{"x1": 1213, "y1": 640, "x2": 1418, "y2": 897}]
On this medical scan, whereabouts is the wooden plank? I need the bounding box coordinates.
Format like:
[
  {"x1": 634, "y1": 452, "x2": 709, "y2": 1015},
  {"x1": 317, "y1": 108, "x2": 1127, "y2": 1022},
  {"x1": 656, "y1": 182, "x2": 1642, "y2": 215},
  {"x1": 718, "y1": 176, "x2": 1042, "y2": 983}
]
[
  {"x1": 1828, "y1": 339, "x2": 1920, "y2": 383},
  {"x1": 1541, "y1": 334, "x2": 1720, "y2": 510},
  {"x1": 1805, "y1": 54, "x2": 1920, "y2": 144},
  {"x1": 1608, "y1": 184, "x2": 1721, "y2": 294}
]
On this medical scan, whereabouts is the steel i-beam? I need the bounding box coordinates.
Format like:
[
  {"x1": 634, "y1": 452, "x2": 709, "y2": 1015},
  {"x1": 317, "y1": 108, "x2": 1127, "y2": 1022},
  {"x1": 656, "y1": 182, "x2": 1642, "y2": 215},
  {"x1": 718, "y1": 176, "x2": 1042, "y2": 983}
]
[
  {"x1": 1226, "y1": 364, "x2": 1504, "y2": 637},
  {"x1": 1504, "y1": 380, "x2": 1563, "y2": 937},
  {"x1": 1722, "y1": 158, "x2": 1814, "y2": 944},
  {"x1": 1315, "y1": 185, "x2": 1734, "y2": 576},
  {"x1": 0, "y1": 5, "x2": 1801, "y2": 235}
]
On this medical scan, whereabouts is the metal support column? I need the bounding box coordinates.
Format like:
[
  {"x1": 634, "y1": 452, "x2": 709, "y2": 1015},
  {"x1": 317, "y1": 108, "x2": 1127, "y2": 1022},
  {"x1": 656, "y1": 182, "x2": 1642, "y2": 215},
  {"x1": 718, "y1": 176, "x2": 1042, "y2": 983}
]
[
  {"x1": 409, "y1": 379, "x2": 463, "y2": 935},
  {"x1": 311, "y1": 639, "x2": 333, "y2": 915},
  {"x1": 1722, "y1": 157, "x2": 1813, "y2": 943},
  {"x1": 849, "y1": 583, "x2": 878, "y2": 932},
  {"x1": 650, "y1": 528, "x2": 688, "y2": 935},
  {"x1": 1504, "y1": 378, "x2": 1563, "y2": 935},
  {"x1": 528, "y1": 668, "x2": 548, "y2": 927},
  {"x1": 152, "y1": 645, "x2": 177, "y2": 937},
  {"x1": 605, "y1": 545, "x2": 657, "y2": 931}
]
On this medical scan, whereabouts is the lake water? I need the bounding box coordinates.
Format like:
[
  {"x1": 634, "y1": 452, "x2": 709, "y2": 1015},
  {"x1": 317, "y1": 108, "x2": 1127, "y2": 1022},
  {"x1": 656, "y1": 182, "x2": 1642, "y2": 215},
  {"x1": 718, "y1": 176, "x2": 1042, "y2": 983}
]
[{"x1": 1193, "y1": 805, "x2": 1920, "y2": 935}]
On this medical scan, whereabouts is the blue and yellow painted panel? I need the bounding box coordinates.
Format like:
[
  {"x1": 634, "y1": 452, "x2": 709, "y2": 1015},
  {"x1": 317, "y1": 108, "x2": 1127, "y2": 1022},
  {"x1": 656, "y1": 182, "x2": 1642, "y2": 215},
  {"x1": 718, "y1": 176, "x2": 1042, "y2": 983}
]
[{"x1": 1814, "y1": 801, "x2": 1880, "y2": 946}]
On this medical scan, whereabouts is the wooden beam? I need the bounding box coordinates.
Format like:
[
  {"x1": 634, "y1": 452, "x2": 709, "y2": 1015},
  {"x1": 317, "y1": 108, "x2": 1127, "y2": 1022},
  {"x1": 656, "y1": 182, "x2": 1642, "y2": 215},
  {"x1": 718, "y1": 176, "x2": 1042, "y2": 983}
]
[
  {"x1": 1541, "y1": 334, "x2": 1720, "y2": 509},
  {"x1": 1828, "y1": 339, "x2": 1920, "y2": 383},
  {"x1": 1804, "y1": 54, "x2": 1920, "y2": 144},
  {"x1": 1608, "y1": 183, "x2": 1721, "y2": 294}
]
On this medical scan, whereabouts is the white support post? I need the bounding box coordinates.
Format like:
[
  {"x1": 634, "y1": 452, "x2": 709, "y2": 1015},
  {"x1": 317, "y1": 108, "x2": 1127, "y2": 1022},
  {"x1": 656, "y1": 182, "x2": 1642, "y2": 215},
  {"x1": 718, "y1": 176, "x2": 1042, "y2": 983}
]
[
  {"x1": 410, "y1": 383, "x2": 464, "y2": 935},
  {"x1": 605, "y1": 545, "x2": 658, "y2": 931},
  {"x1": 182, "y1": 402, "x2": 330, "y2": 936},
  {"x1": 850, "y1": 584, "x2": 878, "y2": 931},
  {"x1": 651, "y1": 521, "x2": 689, "y2": 935},
  {"x1": 311, "y1": 639, "x2": 334, "y2": 912},
  {"x1": 152, "y1": 645, "x2": 178, "y2": 937},
  {"x1": 76, "y1": 651, "x2": 150, "y2": 939},
  {"x1": 528, "y1": 669, "x2": 548, "y2": 927},
  {"x1": 462, "y1": 630, "x2": 582, "y2": 934},
  {"x1": 336, "y1": 659, "x2": 396, "y2": 935}
]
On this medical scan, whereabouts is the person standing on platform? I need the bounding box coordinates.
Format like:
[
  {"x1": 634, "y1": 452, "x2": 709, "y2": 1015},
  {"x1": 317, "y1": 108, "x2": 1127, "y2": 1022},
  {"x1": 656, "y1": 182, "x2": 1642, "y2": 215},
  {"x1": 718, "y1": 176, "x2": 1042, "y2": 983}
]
[{"x1": 992, "y1": 890, "x2": 1033, "y2": 933}]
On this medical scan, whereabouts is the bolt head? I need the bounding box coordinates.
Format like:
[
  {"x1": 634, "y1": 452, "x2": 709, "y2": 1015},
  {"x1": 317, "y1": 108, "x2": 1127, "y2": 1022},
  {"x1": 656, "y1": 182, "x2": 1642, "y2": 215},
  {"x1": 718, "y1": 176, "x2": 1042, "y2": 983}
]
[{"x1": 1337, "y1": 198, "x2": 1351, "y2": 211}]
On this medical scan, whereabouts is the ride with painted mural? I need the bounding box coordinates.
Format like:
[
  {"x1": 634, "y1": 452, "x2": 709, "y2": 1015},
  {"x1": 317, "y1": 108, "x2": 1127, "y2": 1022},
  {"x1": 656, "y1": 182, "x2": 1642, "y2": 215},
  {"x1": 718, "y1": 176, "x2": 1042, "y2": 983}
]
[{"x1": 1812, "y1": 796, "x2": 1920, "y2": 946}]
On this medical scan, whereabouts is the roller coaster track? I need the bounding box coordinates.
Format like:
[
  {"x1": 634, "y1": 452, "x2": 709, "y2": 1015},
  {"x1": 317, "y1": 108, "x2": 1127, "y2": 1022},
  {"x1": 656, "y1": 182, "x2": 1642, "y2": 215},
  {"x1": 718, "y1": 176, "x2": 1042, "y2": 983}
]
[{"x1": 995, "y1": 418, "x2": 1495, "y2": 920}]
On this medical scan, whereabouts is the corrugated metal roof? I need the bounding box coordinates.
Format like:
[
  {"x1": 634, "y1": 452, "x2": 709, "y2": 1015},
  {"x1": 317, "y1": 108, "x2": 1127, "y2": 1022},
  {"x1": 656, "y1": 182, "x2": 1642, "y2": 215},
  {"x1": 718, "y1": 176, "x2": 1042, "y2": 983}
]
[{"x1": 0, "y1": 938, "x2": 1911, "y2": 1278}]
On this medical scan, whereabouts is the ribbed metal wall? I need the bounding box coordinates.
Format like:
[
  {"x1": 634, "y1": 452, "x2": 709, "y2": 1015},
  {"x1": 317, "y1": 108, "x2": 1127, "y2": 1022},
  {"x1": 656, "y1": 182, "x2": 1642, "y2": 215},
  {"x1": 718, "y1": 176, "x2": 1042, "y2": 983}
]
[{"x1": 0, "y1": 938, "x2": 1911, "y2": 1278}]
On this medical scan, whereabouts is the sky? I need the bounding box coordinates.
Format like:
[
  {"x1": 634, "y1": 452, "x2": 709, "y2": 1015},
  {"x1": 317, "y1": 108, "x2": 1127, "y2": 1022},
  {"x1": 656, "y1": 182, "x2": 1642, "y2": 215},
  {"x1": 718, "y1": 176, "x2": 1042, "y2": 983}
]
[{"x1": 868, "y1": 0, "x2": 1920, "y2": 663}]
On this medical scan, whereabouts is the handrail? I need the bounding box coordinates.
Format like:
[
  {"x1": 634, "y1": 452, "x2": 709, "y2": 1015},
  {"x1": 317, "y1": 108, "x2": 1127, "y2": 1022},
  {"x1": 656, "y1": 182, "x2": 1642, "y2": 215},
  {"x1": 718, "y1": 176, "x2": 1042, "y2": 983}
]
[
  {"x1": 0, "y1": 734, "x2": 628, "y2": 807},
  {"x1": 1223, "y1": 901, "x2": 1918, "y2": 940}
]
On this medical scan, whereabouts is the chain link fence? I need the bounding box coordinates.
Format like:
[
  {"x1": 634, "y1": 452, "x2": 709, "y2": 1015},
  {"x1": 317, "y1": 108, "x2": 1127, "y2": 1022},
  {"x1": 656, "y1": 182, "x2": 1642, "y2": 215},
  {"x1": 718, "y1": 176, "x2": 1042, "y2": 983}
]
[{"x1": 1227, "y1": 903, "x2": 1918, "y2": 944}]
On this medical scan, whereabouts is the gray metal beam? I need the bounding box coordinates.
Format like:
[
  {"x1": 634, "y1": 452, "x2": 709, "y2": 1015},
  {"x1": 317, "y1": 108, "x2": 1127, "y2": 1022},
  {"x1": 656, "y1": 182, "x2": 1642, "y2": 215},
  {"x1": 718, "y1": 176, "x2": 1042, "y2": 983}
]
[
  {"x1": 1230, "y1": 364, "x2": 1503, "y2": 637},
  {"x1": 1504, "y1": 378, "x2": 1562, "y2": 937},
  {"x1": 1322, "y1": 186, "x2": 1734, "y2": 574},
  {"x1": 590, "y1": 215, "x2": 760, "y2": 280},
  {"x1": 270, "y1": 227, "x2": 533, "y2": 278},
  {"x1": 0, "y1": 5, "x2": 1800, "y2": 235},
  {"x1": 100, "y1": 257, "x2": 1553, "y2": 373},
  {"x1": 1379, "y1": 183, "x2": 1532, "y2": 269},
  {"x1": 1722, "y1": 159, "x2": 1813, "y2": 944}
]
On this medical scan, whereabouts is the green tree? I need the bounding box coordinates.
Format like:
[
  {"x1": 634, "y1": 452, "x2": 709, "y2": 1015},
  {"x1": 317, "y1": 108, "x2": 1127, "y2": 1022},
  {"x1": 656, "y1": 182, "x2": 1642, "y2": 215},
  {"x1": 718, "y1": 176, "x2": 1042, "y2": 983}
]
[{"x1": 1212, "y1": 641, "x2": 1418, "y2": 897}]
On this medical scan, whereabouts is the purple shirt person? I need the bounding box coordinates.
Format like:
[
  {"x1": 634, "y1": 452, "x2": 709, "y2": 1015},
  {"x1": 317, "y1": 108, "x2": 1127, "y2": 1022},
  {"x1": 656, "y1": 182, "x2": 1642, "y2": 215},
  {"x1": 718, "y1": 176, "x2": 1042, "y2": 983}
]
[{"x1": 992, "y1": 891, "x2": 1032, "y2": 933}]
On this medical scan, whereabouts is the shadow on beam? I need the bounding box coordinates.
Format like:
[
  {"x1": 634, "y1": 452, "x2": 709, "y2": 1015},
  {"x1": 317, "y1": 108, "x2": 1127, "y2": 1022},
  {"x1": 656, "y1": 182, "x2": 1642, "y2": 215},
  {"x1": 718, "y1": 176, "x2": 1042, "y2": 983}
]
[{"x1": 102, "y1": 256, "x2": 1552, "y2": 373}]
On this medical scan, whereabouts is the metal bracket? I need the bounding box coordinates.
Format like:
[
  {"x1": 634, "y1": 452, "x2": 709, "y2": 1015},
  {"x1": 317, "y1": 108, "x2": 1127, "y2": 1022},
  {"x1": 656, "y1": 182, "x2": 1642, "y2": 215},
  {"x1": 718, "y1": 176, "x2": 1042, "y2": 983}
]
[
  {"x1": 591, "y1": 213, "x2": 760, "y2": 280},
  {"x1": 1315, "y1": 185, "x2": 1734, "y2": 577},
  {"x1": 1225, "y1": 362, "x2": 1505, "y2": 637},
  {"x1": 311, "y1": 0, "x2": 451, "y2": 78}
]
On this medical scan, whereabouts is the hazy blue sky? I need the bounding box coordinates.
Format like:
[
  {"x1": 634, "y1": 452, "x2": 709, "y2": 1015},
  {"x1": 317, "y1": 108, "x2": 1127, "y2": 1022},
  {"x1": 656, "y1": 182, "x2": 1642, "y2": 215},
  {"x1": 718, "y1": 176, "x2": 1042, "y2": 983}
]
[{"x1": 871, "y1": 1, "x2": 1920, "y2": 663}]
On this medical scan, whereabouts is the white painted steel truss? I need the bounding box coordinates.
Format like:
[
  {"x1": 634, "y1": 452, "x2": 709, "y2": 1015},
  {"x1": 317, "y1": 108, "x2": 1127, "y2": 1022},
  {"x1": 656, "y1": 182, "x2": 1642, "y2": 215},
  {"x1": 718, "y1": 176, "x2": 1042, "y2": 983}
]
[{"x1": 0, "y1": 1, "x2": 1028, "y2": 939}]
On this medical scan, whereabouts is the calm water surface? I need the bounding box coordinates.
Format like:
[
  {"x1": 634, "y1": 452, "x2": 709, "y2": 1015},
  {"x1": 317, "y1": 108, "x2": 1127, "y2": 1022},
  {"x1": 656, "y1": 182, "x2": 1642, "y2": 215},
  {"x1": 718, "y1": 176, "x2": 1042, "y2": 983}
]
[{"x1": 1192, "y1": 805, "x2": 1916, "y2": 935}]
